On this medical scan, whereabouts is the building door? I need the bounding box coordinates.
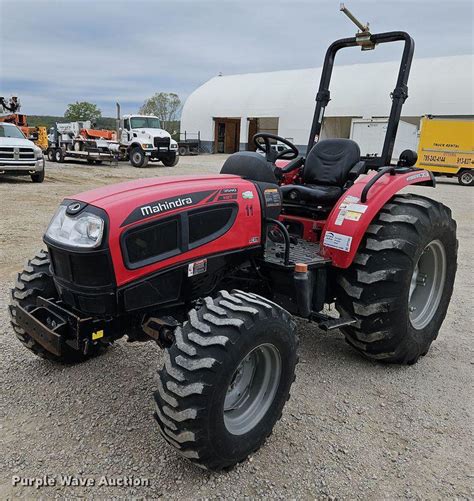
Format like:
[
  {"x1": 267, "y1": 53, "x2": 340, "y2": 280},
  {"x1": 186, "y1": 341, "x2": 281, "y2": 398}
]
[
  {"x1": 247, "y1": 117, "x2": 279, "y2": 151},
  {"x1": 214, "y1": 118, "x2": 241, "y2": 153}
]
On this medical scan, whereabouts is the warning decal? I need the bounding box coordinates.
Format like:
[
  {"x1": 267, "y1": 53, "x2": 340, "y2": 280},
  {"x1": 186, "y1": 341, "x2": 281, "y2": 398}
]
[{"x1": 323, "y1": 231, "x2": 353, "y2": 252}]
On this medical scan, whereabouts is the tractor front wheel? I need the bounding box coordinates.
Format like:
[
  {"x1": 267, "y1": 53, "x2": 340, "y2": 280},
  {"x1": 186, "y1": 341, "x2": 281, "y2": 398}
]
[
  {"x1": 9, "y1": 250, "x2": 107, "y2": 363},
  {"x1": 336, "y1": 194, "x2": 457, "y2": 365},
  {"x1": 154, "y1": 290, "x2": 298, "y2": 470}
]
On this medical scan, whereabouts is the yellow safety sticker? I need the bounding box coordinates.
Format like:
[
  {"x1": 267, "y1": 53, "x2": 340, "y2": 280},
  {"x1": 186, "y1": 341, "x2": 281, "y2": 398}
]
[
  {"x1": 92, "y1": 330, "x2": 104, "y2": 340},
  {"x1": 345, "y1": 210, "x2": 363, "y2": 221}
]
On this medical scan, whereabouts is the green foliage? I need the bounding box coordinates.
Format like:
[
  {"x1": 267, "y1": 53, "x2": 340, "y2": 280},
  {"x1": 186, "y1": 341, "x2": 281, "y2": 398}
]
[
  {"x1": 139, "y1": 93, "x2": 181, "y2": 133},
  {"x1": 64, "y1": 101, "x2": 102, "y2": 122}
]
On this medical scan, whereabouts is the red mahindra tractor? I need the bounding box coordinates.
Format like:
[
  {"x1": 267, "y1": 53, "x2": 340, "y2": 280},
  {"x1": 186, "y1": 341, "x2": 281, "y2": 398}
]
[{"x1": 10, "y1": 24, "x2": 457, "y2": 471}]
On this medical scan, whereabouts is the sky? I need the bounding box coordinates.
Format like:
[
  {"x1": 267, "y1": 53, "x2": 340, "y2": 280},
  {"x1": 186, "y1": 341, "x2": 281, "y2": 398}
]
[{"x1": 0, "y1": 0, "x2": 473, "y2": 117}]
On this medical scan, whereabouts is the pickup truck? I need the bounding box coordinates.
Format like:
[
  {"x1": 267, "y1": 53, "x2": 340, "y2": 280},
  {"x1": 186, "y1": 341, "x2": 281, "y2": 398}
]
[{"x1": 0, "y1": 123, "x2": 45, "y2": 182}]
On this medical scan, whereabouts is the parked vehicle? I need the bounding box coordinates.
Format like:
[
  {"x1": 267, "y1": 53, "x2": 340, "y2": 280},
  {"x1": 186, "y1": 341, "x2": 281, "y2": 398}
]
[
  {"x1": 9, "y1": 17, "x2": 457, "y2": 472},
  {"x1": 119, "y1": 114, "x2": 179, "y2": 167},
  {"x1": 47, "y1": 121, "x2": 118, "y2": 165},
  {"x1": 178, "y1": 131, "x2": 201, "y2": 156},
  {"x1": 0, "y1": 96, "x2": 49, "y2": 151},
  {"x1": 350, "y1": 117, "x2": 418, "y2": 163},
  {"x1": 416, "y1": 116, "x2": 474, "y2": 186},
  {"x1": 0, "y1": 123, "x2": 45, "y2": 182}
]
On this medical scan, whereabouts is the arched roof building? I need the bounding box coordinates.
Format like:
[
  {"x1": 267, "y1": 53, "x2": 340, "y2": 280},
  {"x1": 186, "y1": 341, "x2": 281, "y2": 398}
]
[{"x1": 181, "y1": 55, "x2": 473, "y2": 154}]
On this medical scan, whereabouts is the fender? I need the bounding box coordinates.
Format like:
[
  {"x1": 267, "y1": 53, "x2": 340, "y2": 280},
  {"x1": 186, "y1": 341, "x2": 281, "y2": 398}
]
[{"x1": 321, "y1": 169, "x2": 435, "y2": 268}]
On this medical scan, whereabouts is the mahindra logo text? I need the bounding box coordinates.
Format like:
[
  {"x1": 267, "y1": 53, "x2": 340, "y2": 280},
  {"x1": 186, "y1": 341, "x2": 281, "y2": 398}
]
[{"x1": 140, "y1": 197, "x2": 193, "y2": 216}]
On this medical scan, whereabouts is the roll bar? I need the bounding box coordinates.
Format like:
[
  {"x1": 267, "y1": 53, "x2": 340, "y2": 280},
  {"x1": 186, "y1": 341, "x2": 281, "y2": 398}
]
[{"x1": 307, "y1": 31, "x2": 415, "y2": 168}]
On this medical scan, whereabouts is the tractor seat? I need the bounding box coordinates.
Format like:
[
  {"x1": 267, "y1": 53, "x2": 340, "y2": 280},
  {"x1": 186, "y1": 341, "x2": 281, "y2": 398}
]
[{"x1": 281, "y1": 139, "x2": 362, "y2": 206}]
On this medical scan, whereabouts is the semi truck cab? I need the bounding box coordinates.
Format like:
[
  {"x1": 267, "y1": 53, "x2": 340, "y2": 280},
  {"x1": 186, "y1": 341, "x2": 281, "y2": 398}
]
[{"x1": 120, "y1": 114, "x2": 179, "y2": 168}]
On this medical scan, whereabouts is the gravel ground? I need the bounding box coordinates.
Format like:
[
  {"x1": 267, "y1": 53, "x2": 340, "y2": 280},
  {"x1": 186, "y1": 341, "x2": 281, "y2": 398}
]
[{"x1": 0, "y1": 157, "x2": 472, "y2": 499}]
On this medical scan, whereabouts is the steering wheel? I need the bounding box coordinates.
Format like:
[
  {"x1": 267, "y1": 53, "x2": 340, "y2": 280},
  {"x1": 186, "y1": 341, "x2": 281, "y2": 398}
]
[{"x1": 253, "y1": 133, "x2": 299, "y2": 163}]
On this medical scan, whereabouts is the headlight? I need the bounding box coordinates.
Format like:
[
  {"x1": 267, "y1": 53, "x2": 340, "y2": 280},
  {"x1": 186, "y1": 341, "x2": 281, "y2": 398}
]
[
  {"x1": 45, "y1": 206, "x2": 104, "y2": 248},
  {"x1": 170, "y1": 143, "x2": 178, "y2": 150},
  {"x1": 142, "y1": 143, "x2": 153, "y2": 149},
  {"x1": 34, "y1": 146, "x2": 43, "y2": 159}
]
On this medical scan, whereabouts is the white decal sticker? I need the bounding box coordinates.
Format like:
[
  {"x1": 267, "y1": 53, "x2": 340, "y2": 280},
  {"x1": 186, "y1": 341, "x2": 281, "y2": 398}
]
[
  {"x1": 242, "y1": 190, "x2": 254, "y2": 200},
  {"x1": 344, "y1": 195, "x2": 360, "y2": 203},
  {"x1": 249, "y1": 236, "x2": 260, "y2": 244},
  {"x1": 188, "y1": 259, "x2": 207, "y2": 277},
  {"x1": 407, "y1": 171, "x2": 430, "y2": 181},
  {"x1": 346, "y1": 203, "x2": 368, "y2": 214},
  {"x1": 335, "y1": 210, "x2": 346, "y2": 226},
  {"x1": 339, "y1": 196, "x2": 360, "y2": 209},
  {"x1": 323, "y1": 231, "x2": 353, "y2": 252}
]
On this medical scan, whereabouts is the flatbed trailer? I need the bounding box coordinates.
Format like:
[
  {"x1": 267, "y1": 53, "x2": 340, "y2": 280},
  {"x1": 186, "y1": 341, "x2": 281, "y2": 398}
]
[
  {"x1": 178, "y1": 131, "x2": 201, "y2": 156},
  {"x1": 48, "y1": 148, "x2": 117, "y2": 165},
  {"x1": 47, "y1": 125, "x2": 118, "y2": 165}
]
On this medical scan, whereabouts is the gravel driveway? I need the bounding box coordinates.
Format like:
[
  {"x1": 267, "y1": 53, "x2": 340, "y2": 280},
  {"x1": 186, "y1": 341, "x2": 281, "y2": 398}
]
[{"x1": 0, "y1": 156, "x2": 472, "y2": 499}]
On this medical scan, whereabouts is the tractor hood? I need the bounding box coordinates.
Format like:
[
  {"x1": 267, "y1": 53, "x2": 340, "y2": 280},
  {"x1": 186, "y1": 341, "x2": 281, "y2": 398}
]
[
  {"x1": 63, "y1": 174, "x2": 262, "y2": 286},
  {"x1": 70, "y1": 174, "x2": 246, "y2": 227}
]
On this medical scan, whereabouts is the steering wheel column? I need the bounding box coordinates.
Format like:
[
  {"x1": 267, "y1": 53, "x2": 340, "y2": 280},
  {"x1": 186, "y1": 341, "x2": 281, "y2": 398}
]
[{"x1": 253, "y1": 133, "x2": 299, "y2": 163}]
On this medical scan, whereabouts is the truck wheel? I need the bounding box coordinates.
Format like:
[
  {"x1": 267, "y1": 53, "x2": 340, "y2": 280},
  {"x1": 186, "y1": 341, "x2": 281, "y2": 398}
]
[
  {"x1": 130, "y1": 147, "x2": 149, "y2": 168},
  {"x1": 53, "y1": 148, "x2": 64, "y2": 163},
  {"x1": 178, "y1": 146, "x2": 188, "y2": 156},
  {"x1": 457, "y1": 170, "x2": 474, "y2": 186},
  {"x1": 31, "y1": 170, "x2": 45, "y2": 183},
  {"x1": 162, "y1": 153, "x2": 179, "y2": 167},
  {"x1": 9, "y1": 250, "x2": 107, "y2": 364},
  {"x1": 154, "y1": 290, "x2": 298, "y2": 470},
  {"x1": 336, "y1": 194, "x2": 457, "y2": 365},
  {"x1": 47, "y1": 149, "x2": 55, "y2": 162}
]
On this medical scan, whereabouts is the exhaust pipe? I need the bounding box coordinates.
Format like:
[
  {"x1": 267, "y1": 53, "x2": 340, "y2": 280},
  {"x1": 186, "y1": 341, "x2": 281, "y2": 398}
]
[{"x1": 116, "y1": 102, "x2": 121, "y2": 140}]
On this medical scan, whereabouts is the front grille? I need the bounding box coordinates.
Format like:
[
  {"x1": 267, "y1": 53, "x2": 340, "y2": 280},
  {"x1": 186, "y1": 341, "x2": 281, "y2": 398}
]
[
  {"x1": 49, "y1": 247, "x2": 114, "y2": 287},
  {"x1": 154, "y1": 137, "x2": 170, "y2": 148},
  {"x1": 0, "y1": 146, "x2": 35, "y2": 160}
]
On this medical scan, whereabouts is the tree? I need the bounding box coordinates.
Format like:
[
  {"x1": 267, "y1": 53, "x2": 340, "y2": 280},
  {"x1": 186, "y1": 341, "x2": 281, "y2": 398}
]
[
  {"x1": 139, "y1": 93, "x2": 181, "y2": 132},
  {"x1": 64, "y1": 101, "x2": 102, "y2": 122}
]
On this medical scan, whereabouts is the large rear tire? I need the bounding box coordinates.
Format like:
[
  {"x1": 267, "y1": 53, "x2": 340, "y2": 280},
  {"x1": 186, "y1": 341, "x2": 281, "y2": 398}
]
[
  {"x1": 9, "y1": 250, "x2": 107, "y2": 363},
  {"x1": 336, "y1": 194, "x2": 457, "y2": 365},
  {"x1": 154, "y1": 290, "x2": 298, "y2": 470}
]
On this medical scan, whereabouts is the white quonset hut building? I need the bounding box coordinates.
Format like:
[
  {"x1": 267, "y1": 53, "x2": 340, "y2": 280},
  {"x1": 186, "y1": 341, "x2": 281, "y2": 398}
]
[{"x1": 181, "y1": 55, "x2": 473, "y2": 155}]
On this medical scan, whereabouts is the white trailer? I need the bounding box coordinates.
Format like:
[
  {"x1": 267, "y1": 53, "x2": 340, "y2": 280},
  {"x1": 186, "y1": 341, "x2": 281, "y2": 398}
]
[{"x1": 350, "y1": 118, "x2": 418, "y2": 163}]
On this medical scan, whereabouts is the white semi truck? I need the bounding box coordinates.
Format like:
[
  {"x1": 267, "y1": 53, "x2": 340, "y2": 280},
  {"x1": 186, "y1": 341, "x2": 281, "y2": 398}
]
[{"x1": 119, "y1": 114, "x2": 179, "y2": 168}]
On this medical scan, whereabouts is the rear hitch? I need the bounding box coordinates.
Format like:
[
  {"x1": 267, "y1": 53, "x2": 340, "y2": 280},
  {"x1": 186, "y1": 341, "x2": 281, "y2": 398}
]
[
  {"x1": 142, "y1": 316, "x2": 179, "y2": 348},
  {"x1": 311, "y1": 312, "x2": 357, "y2": 331}
]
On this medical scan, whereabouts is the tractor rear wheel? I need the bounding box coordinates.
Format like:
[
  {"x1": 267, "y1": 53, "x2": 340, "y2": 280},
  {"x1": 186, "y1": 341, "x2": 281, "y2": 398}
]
[
  {"x1": 336, "y1": 194, "x2": 457, "y2": 365},
  {"x1": 9, "y1": 250, "x2": 107, "y2": 363},
  {"x1": 154, "y1": 290, "x2": 298, "y2": 470}
]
